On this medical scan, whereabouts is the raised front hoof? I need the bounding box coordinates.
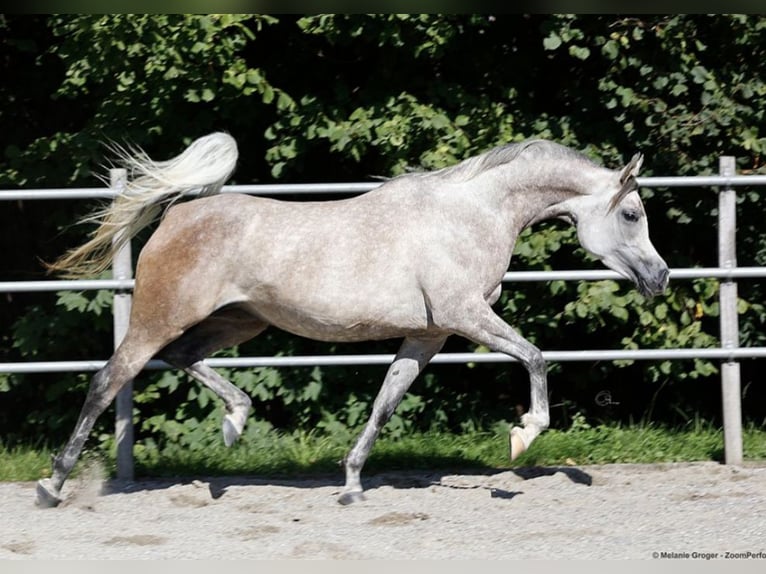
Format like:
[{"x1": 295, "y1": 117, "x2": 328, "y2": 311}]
[
  {"x1": 509, "y1": 426, "x2": 528, "y2": 461},
  {"x1": 337, "y1": 490, "x2": 366, "y2": 506},
  {"x1": 35, "y1": 479, "x2": 62, "y2": 508}
]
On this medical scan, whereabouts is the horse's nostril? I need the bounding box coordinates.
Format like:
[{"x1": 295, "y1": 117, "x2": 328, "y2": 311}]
[{"x1": 656, "y1": 267, "x2": 670, "y2": 292}]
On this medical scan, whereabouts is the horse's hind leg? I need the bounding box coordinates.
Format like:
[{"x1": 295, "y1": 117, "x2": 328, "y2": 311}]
[
  {"x1": 36, "y1": 338, "x2": 157, "y2": 507},
  {"x1": 182, "y1": 363, "x2": 252, "y2": 447},
  {"x1": 340, "y1": 335, "x2": 446, "y2": 505},
  {"x1": 161, "y1": 311, "x2": 268, "y2": 446}
]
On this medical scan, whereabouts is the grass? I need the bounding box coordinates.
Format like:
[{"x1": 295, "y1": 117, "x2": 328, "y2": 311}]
[
  {"x1": 2, "y1": 422, "x2": 765, "y2": 482},
  {"x1": 0, "y1": 443, "x2": 54, "y2": 482}
]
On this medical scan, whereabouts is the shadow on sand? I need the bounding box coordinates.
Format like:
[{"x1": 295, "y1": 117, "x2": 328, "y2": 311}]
[{"x1": 98, "y1": 464, "x2": 592, "y2": 502}]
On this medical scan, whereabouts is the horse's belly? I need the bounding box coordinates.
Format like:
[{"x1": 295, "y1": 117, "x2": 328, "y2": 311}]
[{"x1": 244, "y1": 298, "x2": 432, "y2": 343}]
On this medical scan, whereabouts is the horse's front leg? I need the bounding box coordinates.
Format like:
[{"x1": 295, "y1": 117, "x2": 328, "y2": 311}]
[
  {"x1": 339, "y1": 335, "x2": 446, "y2": 505},
  {"x1": 455, "y1": 301, "x2": 550, "y2": 460}
]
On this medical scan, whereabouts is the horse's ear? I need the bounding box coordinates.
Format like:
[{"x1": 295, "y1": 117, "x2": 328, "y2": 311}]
[
  {"x1": 609, "y1": 153, "x2": 643, "y2": 212},
  {"x1": 620, "y1": 152, "x2": 643, "y2": 184}
]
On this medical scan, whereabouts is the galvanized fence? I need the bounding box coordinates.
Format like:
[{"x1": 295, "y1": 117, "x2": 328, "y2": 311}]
[{"x1": 2, "y1": 159, "x2": 766, "y2": 478}]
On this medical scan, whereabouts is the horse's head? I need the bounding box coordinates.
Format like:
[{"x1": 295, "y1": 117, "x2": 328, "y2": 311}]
[{"x1": 569, "y1": 153, "x2": 669, "y2": 298}]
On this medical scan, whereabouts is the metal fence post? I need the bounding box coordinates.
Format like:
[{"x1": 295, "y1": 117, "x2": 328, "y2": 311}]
[
  {"x1": 718, "y1": 156, "x2": 743, "y2": 465},
  {"x1": 110, "y1": 168, "x2": 135, "y2": 480}
]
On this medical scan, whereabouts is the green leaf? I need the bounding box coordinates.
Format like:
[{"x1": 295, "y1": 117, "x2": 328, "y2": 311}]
[
  {"x1": 201, "y1": 88, "x2": 215, "y2": 102},
  {"x1": 611, "y1": 306, "x2": 629, "y2": 321},
  {"x1": 56, "y1": 291, "x2": 89, "y2": 313},
  {"x1": 568, "y1": 45, "x2": 591, "y2": 60},
  {"x1": 602, "y1": 39, "x2": 619, "y2": 60},
  {"x1": 543, "y1": 33, "x2": 562, "y2": 50}
]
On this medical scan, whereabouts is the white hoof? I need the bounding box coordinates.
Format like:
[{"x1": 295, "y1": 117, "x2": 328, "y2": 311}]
[
  {"x1": 222, "y1": 410, "x2": 247, "y2": 447},
  {"x1": 36, "y1": 479, "x2": 63, "y2": 508},
  {"x1": 338, "y1": 490, "x2": 366, "y2": 505},
  {"x1": 509, "y1": 426, "x2": 528, "y2": 461}
]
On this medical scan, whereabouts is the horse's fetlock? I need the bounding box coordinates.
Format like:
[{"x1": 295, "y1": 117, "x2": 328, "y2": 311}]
[{"x1": 521, "y1": 412, "x2": 549, "y2": 430}]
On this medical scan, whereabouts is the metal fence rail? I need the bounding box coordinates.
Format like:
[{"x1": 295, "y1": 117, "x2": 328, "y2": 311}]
[
  {"x1": 1, "y1": 162, "x2": 765, "y2": 473},
  {"x1": 4, "y1": 267, "x2": 766, "y2": 294},
  {"x1": 2, "y1": 347, "x2": 766, "y2": 375},
  {"x1": 4, "y1": 174, "x2": 766, "y2": 201}
]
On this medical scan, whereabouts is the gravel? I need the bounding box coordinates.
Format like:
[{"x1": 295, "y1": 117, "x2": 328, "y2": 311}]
[{"x1": 2, "y1": 461, "x2": 765, "y2": 560}]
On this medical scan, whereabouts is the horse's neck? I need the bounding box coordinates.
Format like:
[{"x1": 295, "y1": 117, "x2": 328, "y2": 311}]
[{"x1": 487, "y1": 159, "x2": 606, "y2": 229}]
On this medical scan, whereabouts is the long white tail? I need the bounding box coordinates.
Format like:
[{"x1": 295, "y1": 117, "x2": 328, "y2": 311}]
[{"x1": 48, "y1": 132, "x2": 238, "y2": 278}]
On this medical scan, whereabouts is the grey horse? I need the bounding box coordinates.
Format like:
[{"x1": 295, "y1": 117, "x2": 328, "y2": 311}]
[{"x1": 38, "y1": 132, "x2": 668, "y2": 507}]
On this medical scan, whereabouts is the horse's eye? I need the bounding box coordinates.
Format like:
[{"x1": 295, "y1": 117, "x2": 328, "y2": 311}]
[{"x1": 622, "y1": 210, "x2": 640, "y2": 223}]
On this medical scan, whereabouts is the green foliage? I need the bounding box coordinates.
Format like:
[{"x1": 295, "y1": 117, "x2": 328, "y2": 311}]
[
  {"x1": 513, "y1": 421, "x2": 730, "y2": 466},
  {"x1": 3, "y1": 286, "x2": 114, "y2": 444},
  {"x1": 0, "y1": 442, "x2": 53, "y2": 481},
  {"x1": 561, "y1": 279, "x2": 720, "y2": 380},
  {"x1": 5, "y1": 422, "x2": 766, "y2": 482},
  {"x1": 2, "y1": 15, "x2": 766, "y2": 453}
]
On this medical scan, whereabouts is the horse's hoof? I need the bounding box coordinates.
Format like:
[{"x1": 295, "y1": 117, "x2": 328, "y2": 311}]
[
  {"x1": 222, "y1": 404, "x2": 250, "y2": 447},
  {"x1": 222, "y1": 416, "x2": 242, "y2": 447},
  {"x1": 509, "y1": 426, "x2": 527, "y2": 461},
  {"x1": 36, "y1": 479, "x2": 62, "y2": 508},
  {"x1": 337, "y1": 490, "x2": 366, "y2": 506}
]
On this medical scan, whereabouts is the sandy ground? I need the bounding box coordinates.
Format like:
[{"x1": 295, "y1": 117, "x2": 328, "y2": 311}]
[{"x1": 2, "y1": 461, "x2": 766, "y2": 560}]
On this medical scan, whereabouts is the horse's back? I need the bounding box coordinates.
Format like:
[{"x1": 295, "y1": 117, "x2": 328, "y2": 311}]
[
  {"x1": 133, "y1": 190, "x2": 434, "y2": 340},
  {"x1": 132, "y1": 179, "x2": 508, "y2": 342}
]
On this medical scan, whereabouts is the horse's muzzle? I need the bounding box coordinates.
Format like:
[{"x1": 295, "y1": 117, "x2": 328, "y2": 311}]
[{"x1": 637, "y1": 265, "x2": 669, "y2": 298}]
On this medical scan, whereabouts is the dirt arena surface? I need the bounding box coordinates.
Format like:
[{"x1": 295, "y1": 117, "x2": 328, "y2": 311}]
[{"x1": 2, "y1": 461, "x2": 765, "y2": 560}]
